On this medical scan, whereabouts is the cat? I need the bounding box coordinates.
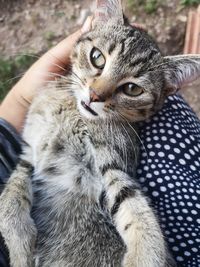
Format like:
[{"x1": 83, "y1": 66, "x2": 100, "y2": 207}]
[{"x1": 0, "y1": 0, "x2": 200, "y2": 266}]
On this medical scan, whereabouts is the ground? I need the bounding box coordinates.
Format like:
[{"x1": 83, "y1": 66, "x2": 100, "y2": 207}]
[{"x1": 0, "y1": 0, "x2": 199, "y2": 116}]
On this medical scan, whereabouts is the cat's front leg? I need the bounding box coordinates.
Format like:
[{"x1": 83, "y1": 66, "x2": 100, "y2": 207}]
[
  {"x1": 0, "y1": 159, "x2": 37, "y2": 267},
  {"x1": 103, "y1": 169, "x2": 169, "y2": 267}
]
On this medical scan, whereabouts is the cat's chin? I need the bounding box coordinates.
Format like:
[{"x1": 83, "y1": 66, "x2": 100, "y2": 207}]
[
  {"x1": 77, "y1": 101, "x2": 106, "y2": 121},
  {"x1": 77, "y1": 101, "x2": 100, "y2": 120}
]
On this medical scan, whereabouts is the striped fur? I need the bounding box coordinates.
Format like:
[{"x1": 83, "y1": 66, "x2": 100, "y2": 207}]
[{"x1": 0, "y1": 0, "x2": 200, "y2": 266}]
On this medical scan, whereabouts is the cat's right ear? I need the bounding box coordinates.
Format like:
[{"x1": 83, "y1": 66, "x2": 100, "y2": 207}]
[
  {"x1": 93, "y1": 0, "x2": 124, "y2": 26},
  {"x1": 163, "y1": 55, "x2": 200, "y2": 95}
]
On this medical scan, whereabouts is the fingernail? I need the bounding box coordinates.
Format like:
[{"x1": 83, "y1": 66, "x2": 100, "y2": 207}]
[{"x1": 81, "y1": 16, "x2": 93, "y2": 34}]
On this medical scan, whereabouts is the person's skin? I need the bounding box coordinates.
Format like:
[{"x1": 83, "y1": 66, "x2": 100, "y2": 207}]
[
  {"x1": 0, "y1": 17, "x2": 93, "y2": 132},
  {"x1": 0, "y1": 17, "x2": 144, "y2": 133}
]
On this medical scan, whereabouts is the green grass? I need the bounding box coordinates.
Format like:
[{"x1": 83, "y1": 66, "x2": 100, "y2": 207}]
[
  {"x1": 127, "y1": 0, "x2": 200, "y2": 13},
  {"x1": 1, "y1": 0, "x2": 199, "y2": 102},
  {"x1": 0, "y1": 55, "x2": 36, "y2": 102},
  {"x1": 127, "y1": 0, "x2": 160, "y2": 14},
  {"x1": 144, "y1": 0, "x2": 158, "y2": 13},
  {"x1": 44, "y1": 31, "x2": 56, "y2": 48},
  {"x1": 180, "y1": 0, "x2": 200, "y2": 6}
]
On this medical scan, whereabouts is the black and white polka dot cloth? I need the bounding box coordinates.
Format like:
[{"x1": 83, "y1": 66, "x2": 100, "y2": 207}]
[{"x1": 137, "y1": 94, "x2": 200, "y2": 266}]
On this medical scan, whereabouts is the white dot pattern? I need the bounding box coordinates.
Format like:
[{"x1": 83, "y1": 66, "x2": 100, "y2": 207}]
[{"x1": 137, "y1": 94, "x2": 200, "y2": 267}]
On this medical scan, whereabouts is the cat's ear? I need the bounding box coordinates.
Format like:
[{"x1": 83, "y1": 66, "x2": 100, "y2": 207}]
[
  {"x1": 93, "y1": 0, "x2": 124, "y2": 25},
  {"x1": 163, "y1": 55, "x2": 200, "y2": 95}
]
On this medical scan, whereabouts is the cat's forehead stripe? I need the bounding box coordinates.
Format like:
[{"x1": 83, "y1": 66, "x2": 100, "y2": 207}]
[
  {"x1": 129, "y1": 50, "x2": 160, "y2": 69},
  {"x1": 108, "y1": 43, "x2": 117, "y2": 55},
  {"x1": 119, "y1": 39, "x2": 126, "y2": 54},
  {"x1": 77, "y1": 36, "x2": 93, "y2": 45}
]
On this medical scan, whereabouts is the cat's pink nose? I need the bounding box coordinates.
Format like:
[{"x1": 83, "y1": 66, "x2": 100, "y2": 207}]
[{"x1": 89, "y1": 88, "x2": 104, "y2": 103}]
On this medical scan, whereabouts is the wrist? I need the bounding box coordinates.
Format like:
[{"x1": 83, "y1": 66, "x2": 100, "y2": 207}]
[
  {"x1": 11, "y1": 53, "x2": 55, "y2": 105},
  {"x1": 0, "y1": 86, "x2": 30, "y2": 132},
  {"x1": 12, "y1": 83, "x2": 32, "y2": 109}
]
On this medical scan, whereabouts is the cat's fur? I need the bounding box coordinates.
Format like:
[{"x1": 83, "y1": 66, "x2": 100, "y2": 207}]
[{"x1": 0, "y1": 0, "x2": 200, "y2": 266}]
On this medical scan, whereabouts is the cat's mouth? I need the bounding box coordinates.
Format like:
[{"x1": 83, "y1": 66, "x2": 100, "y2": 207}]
[{"x1": 81, "y1": 101, "x2": 98, "y2": 116}]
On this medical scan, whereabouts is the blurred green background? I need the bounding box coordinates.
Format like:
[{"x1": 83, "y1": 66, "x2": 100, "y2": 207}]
[{"x1": 0, "y1": 0, "x2": 199, "y2": 101}]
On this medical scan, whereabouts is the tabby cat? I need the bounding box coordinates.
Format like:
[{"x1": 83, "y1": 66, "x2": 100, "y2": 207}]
[{"x1": 0, "y1": 0, "x2": 200, "y2": 266}]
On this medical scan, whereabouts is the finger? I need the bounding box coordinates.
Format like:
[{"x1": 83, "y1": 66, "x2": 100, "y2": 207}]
[
  {"x1": 131, "y1": 23, "x2": 147, "y2": 32},
  {"x1": 15, "y1": 15, "x2": 94, "y2": 99},
  {"x1": 47, "y1": 16, "x2": 93, "y2": 65}
]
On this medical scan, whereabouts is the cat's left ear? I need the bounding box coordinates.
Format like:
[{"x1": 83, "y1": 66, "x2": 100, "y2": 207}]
[
  {"x1": 163, "y1": 55, "x2": 200, "y2": 95},
  {"x1": 93, "y1": 0, "x2": 124, "y2": 26}
]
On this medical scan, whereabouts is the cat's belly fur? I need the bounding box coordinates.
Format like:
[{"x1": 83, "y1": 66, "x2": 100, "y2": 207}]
[
  {"x1": 23, "y1": 91, "x2": 127, "y2": 266},
  {"x1": 32, "y1": 187, "x2": 125, "y2": 267}
]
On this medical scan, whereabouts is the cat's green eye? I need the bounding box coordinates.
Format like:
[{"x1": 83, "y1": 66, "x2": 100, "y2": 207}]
[
  {"x1": 121, "y1": 83, "x2": 144, "y2": 97},
  {"x1": 90, "y1": 48, "x2": 106, "y2": 69}
]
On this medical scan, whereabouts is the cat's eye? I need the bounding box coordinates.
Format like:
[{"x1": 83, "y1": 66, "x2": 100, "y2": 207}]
[
  {"x1": 121, "y1": 83, "x2": 144, "y2": 97},
  {"x1": 90, "y1": 48, "x2": 106, "y2": 69}
]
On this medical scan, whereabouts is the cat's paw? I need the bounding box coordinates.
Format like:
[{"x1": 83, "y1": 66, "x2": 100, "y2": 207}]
[
  {"x1": 122, "y1": 253, "x2": 167, "y2": 267},
  {"x1": 122, "y1": 245, "x2": 175, "y2": 267},
  {"x1": 0, "y1": 193, "x2": 37, "y2": 267},
  {"x1": 0, "y1": 213, "x2": 37, "y2": 267}
]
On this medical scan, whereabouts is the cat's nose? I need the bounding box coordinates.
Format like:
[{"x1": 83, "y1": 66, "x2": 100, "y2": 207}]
[{"x1": 89, "y1": 88, "x2": 104, "y2": 103}]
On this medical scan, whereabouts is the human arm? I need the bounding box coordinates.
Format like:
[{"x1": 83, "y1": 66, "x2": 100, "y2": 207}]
[
  {"x1": 0, "y1": 17, "x2": 93, "y2": 266},
  {"x1": 0, "y1": 16, "x2": 92, "y2": 132}
]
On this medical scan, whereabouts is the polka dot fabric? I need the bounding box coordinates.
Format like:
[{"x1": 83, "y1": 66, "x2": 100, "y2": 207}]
[{"x1": 137, "y1": 94, "x2": 200, "y2": 267}]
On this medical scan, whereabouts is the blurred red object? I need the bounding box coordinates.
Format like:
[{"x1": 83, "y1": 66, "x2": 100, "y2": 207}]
[{"x1": 184, "y1": 5, "x2": 200, "y2": 54}]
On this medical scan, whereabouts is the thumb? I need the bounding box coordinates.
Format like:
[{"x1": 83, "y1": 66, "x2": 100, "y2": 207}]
[{"x1": 48, "y1": 16, "x2": 93, "y2": 63}]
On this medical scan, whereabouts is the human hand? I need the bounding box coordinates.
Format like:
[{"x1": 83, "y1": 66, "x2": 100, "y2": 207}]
[
  {"x1": 13, "y1": 16, "x2": 93, "y2": 106},
  {"x1": 0, "y1": 16, "x2": 93, "y2": 132}
]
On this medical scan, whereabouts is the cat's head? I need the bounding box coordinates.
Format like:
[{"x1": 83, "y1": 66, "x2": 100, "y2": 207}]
[{"x1": 71, "y1": 0, "x2": 200, "y2": 122}]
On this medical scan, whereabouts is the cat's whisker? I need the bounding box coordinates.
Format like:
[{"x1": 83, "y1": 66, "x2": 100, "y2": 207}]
[
  {"x1": 47, "y1": 51, "x2": 68, "y2": 71},
  {"x1": 49, "y1": 62, "x2": 68, "y2": 73},
  {"x1": 120, "y1": 120, "x2": 136, "y2": 173},
  {"x1": 119, "y1": 125, "x2": 128, "y2": 173},
  {"x1": 105, "y1": 116, "x2": 110, "y2": 146},
  {"x1": 38, "y1": 84, "x2": 77, "y2": 91},
  {"x1": 7, "y1": 52, "x2": 40, "y2": 60},
  {"x1": 38, "y1": 80, "x2": 77, "y2": 91},
  {"x1": 108, "y1": 118, "x2": 114, "y2": 148},
  {"x1": 44, "y1": 71, "x2": 85, "y2": 90},
  {"x1": 41, "y1": 72, "x2": 70, "y2": 81},
  {"x1": 70, "y1": 71, "x2": 86, "y2": 86},
  {"x1": 112, "y1": 115, "x2": 128, "y2": 173},
  {"x1": 43, "y1": 87, "x2": 74, "y2": 94},
  {"x1": 117, "y1": 112, "x2": 150, "y2": 172},
  {"x1": 1, "y1": 72, "x2": 27, "y2": 85},
  {"x1": 38, "y1": 73, "x2": 84, "y2": 91},
  {"x1": 43, "y1": 81, "x2": 80, "y2": 88},
  {"x1": 110, "y1": 118, "x2": 122, "y2": 170},
  {"x1": 7, "y1": 52, "x2": 70, "y2": 75}
]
